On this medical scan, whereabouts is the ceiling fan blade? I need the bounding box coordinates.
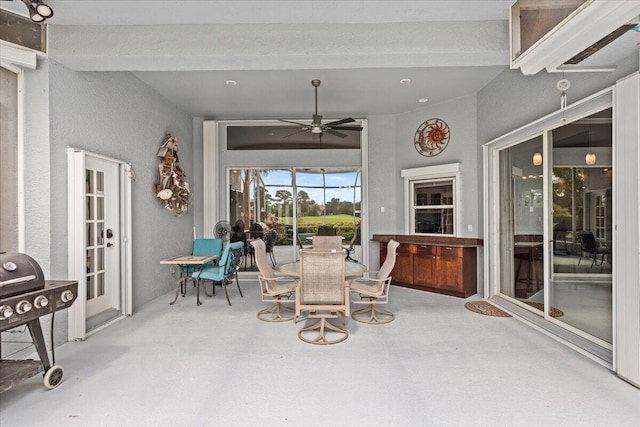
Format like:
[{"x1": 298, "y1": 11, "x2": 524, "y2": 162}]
[
  {"x1": 324, "y1": 117, "x2": 355, "y2": 127},
  {"x1": 278, "y1": 119, "x2": 310, "y2": 127},
  {"x1": 326, "y1": 129, "x2": 348, "y2": 139},
  {"x1": 331, "y1": 125, "x2": 363, "y2": 131},
  {"x1": 282, "y1": 129, "x2": 310, "y2": 138}
]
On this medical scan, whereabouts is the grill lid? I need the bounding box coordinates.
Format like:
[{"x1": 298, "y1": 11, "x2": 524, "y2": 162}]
[{"x1": 0, "y1": 253, "x2": 45, "y2": 299}]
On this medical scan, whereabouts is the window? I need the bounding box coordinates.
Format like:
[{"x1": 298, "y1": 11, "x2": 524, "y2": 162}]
[
  {"x1": 411, "y1": 179, "x2": 455, "y2": 235},
  {"x1": 401, "y1": 163, "x2": 460, "y2": 237}
]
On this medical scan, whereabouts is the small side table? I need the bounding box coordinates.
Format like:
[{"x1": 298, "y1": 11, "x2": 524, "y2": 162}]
[{"x1": 160, "y1": 255, "x2": 217, "y2": 305}]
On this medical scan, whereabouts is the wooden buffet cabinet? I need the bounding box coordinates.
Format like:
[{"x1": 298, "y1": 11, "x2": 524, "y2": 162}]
[{"x1": 373, "y1": 234, "x2": 482, "y2": 298}]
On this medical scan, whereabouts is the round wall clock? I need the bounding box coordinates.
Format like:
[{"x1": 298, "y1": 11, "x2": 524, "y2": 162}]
[{"x1": 414, "y1": 118, "x2": 450, "y2": 157}]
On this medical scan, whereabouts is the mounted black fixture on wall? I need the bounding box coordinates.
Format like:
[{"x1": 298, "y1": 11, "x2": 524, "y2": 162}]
[{"x1": 20, "y1": 0, "x2": 53, "y2": 22}]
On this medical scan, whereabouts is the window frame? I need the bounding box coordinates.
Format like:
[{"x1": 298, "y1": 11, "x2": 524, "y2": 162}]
[{"x1": 401, "y1": 163, "x2": 461, "y2": 237}]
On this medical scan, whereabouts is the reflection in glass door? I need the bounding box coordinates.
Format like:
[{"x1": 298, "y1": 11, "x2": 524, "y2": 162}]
[
  {"x1": 498, "y1": 135, "x2": 545, "y2": 312},
  {"x1": 550, "y1": 108, "x2": 612, "y2": 346},
  {"x1": 495, "y1": 108, "x2": 613, "y2": 347}
]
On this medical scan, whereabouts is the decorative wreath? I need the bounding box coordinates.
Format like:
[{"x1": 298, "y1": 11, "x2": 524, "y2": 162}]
[
  {"x1": 155, "y1": 134, "x2": 190, "y2": 216},
  {"x1": 414, "y1": 118, "x2": 451, "y2": 157}
]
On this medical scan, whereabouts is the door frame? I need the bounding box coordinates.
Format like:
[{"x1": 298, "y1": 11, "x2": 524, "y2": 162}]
[{"x1": 67, "y1": 148, "x2": 133, "y2": 340}]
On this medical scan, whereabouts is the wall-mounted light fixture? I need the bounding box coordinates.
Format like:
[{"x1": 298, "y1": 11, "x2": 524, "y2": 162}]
[
  {"x1": 20, "y1": 0, "x2": 53, "y2": 23},
  {"x1": 585, "y1": 152, "x2": 597, "y2": 165},
  {"x1": 532, "y1": 152, "x2": 543, "y2": 166}
]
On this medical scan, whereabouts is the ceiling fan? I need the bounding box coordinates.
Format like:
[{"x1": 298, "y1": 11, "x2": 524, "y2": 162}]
[{"x1": 279, "y1": 79, "x2": 363, "y2": 139}]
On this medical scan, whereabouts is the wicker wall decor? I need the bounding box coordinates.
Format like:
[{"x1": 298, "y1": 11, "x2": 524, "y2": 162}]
[{"x1": 155, "y1": 134, "x2": 190, "y2": 216}]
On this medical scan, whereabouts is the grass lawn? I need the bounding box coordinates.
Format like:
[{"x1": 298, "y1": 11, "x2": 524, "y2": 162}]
[{"x1": 278, "y1": 214, "x2": 358, "y2": 226}]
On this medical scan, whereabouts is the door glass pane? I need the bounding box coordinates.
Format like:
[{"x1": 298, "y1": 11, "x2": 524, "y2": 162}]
[
  {"x1": 86, "y1": 196, "x2": 93, "y2": 220},
  {"x1": 97, "y1": 197, "x2": 104, "y2": 220},
  {"x1": 97, "y1": 222, "x2": 104, "y2": 245},
  {"x1": 96, "y1": 171, "x2": 104, "y2": 193},
  {"x1": 498, "y1": 135, "x2": 544, "y2": 309},
  {"x1": 86, "y1": 223, "x2": 94, "y2": 246},
  {"x1": 550, "y1": 108, "x2": 612, "y2": 344},
  {"x1": 97, "y1": 247, "x2": 104, "y2": 271},
  {"x1": 86, "y1": 169, "x2": 94, "y2": 194},
  {"x1": 97, "y1": 273, "x2": 105, "y2": 297},
  {"x1": 86, "y1": 249, "x2": 94, "y2": 273},
  {"x1": 87, "y1": 275, "x2": 94, "y2": 300}
]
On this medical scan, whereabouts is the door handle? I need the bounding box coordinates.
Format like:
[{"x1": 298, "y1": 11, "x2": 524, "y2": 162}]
[
  {"x1": 107, "y1": 242, "x2": 114, "y2": 248},
  {"x1": 106, "y1": 229, "x2": 114, "y2": 239}
]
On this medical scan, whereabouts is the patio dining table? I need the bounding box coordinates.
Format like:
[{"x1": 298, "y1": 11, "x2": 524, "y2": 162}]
[
  {"x1": 160, "y1": 255, "x2": 217, "y2": 305},
  {"x1": 276, "y1": 259, "x2": 366, "y2": 279}
]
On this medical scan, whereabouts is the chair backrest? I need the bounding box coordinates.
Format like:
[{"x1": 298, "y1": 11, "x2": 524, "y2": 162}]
[
  {"x1": 346, "y1": 227, "x2": 358, "y2": 249},
  {"x1": 577, "y1": 231, "x2": 596, "y2": 252},
  {"x1": 317, "y1": 225, "x2": 337, "y2": 236},
  {"x1": 224, "y1": 241, "x2": 245, "y2": 278},
  {"x1": 251, "y1": 239, "x2": 276, "y2": 282},
  {"x1": 192, "y1": 238, "x2": 223, "y2": 267},
  {"x1": 230, "y1": 225, "x2": 248, "y2": 252},
  {"x1": 378, "y1": 240, "x2": 400, "y2": 280},
  {"x1": 299, "y1": 249, "x2": 345, "y2": 305},
  {"x1": 313, "y1": 236, "x2": 343, "y2": 250},
  {"x1": 265, "y1": 229, "x2": 277, "y2": 252}
]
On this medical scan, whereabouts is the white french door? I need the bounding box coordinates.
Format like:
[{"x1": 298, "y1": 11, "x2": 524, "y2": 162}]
[
  {"x1": 68, "y1": 149, "x2": 132, "y2": 340},
  {"x1": 84, "y1": 156, "x2": 120, "y2": 318}
]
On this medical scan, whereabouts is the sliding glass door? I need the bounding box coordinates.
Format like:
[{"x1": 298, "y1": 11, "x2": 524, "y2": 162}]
[
  {"x1": 549, "y1": 108, "x2": 612, "y2": 345},
  {"x1": 493, "y1": 107, "x2": 613, "y2": 347},
  {"x1": 228, "y1": 167, "x2": 361, "y2": 271}
]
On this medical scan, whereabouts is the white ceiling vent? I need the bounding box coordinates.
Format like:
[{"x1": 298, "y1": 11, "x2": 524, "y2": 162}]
[{"x1": 510, "y1": 0, "x2": 640, "y2": 75}]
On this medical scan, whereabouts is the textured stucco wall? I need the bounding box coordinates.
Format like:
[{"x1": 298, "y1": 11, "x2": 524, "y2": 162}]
[
  {"x1": 394, "y1": 94, "x2": 480, "y2": 238},
  {"x1": 23, "y1": 59, "x2": 51, "y2": 275},
  {"x1": 478, "y1": 53, "x2": 640, "y2": 146},
  {"x1": 476, "y1": 52, "x2": 640, "y2": 234},
  {"x1": 48, "y1": 63, "x2": 194, "y2": 311},
  {"x1": 364, "y1": 115, "x2": 397, "y2": 269}
]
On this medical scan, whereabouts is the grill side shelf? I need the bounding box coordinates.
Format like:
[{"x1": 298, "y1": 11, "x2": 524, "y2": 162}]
[{"x1": 0, "y1": 280, "x2": 78, "y2": 393}]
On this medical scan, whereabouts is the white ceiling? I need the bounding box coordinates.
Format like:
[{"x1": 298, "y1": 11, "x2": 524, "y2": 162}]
[{"x1": 3, "y1": 1, "x2": 638, "y2": 119}]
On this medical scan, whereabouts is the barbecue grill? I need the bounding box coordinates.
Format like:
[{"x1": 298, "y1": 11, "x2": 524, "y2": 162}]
[
  {"x1": 0, "y1": 252, "x2": 78, "y2": 392},
  {"x1": 249, "y1": 222, "x2": 269, "y2": 239}
]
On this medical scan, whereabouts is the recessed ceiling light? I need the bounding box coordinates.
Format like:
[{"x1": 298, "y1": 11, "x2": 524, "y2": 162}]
[
  {"x1": 267, "y1": 132, "x2": 275, "y2": 136},
  {"x1": 226, "y1": 80, "x2": 237, "y2": 86},
  {"x1": 400, "y1": 78, "x2": 411, "y2": 85},
  {"x1": 418, "y1": 98, "x2": 429, "y2": 103}
]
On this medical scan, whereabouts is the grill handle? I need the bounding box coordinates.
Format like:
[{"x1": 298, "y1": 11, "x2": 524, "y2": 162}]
[{"x1": 0, "y1": 275, "x2": 36, "y2": 286}]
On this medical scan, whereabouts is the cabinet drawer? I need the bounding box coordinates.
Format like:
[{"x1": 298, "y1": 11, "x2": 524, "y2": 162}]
[
  {"x1": 415, "y1": 244, "x2": 436, "y2": 256},
  {"x1": 437, "y1": 246, "x2": 462, "y2": 258}
]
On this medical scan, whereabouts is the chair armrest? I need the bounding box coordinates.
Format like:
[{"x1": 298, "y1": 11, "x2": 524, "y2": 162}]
[
  {"x1": 357, "y1": 270, "x2": 379, "y2": 279},
  {"x1": 350, "y1": 276, "x2": 390, "y2": 296},
  {"x1": 258, "y1": 275, "x2": 298, "y2": 284}
]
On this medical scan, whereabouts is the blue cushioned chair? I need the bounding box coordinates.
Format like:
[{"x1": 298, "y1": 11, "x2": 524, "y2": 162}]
[
  {"x1": 192, "y1": 241, "x2": 244, "y2": 306},
  {"x1": 179, "y1": 239, "x2": 223, "y2": 291}
]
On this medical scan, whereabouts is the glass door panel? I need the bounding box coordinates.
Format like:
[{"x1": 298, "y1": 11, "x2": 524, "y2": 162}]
[
  {"x1": 229, "y1": 169, "x2": 295, "y2": 270},
  {"x1": 295, "y1": 168, "x2": 361, "y2": 258},
  {"x1": 550, "y1": 108, "x2": 612, "y2": 345},
  {"x1": 498, "y1": 135, "x2": 545, "y2": 310},
  {"x1": 229, "y1": 167, "x2": 362, "y2": 267}
]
